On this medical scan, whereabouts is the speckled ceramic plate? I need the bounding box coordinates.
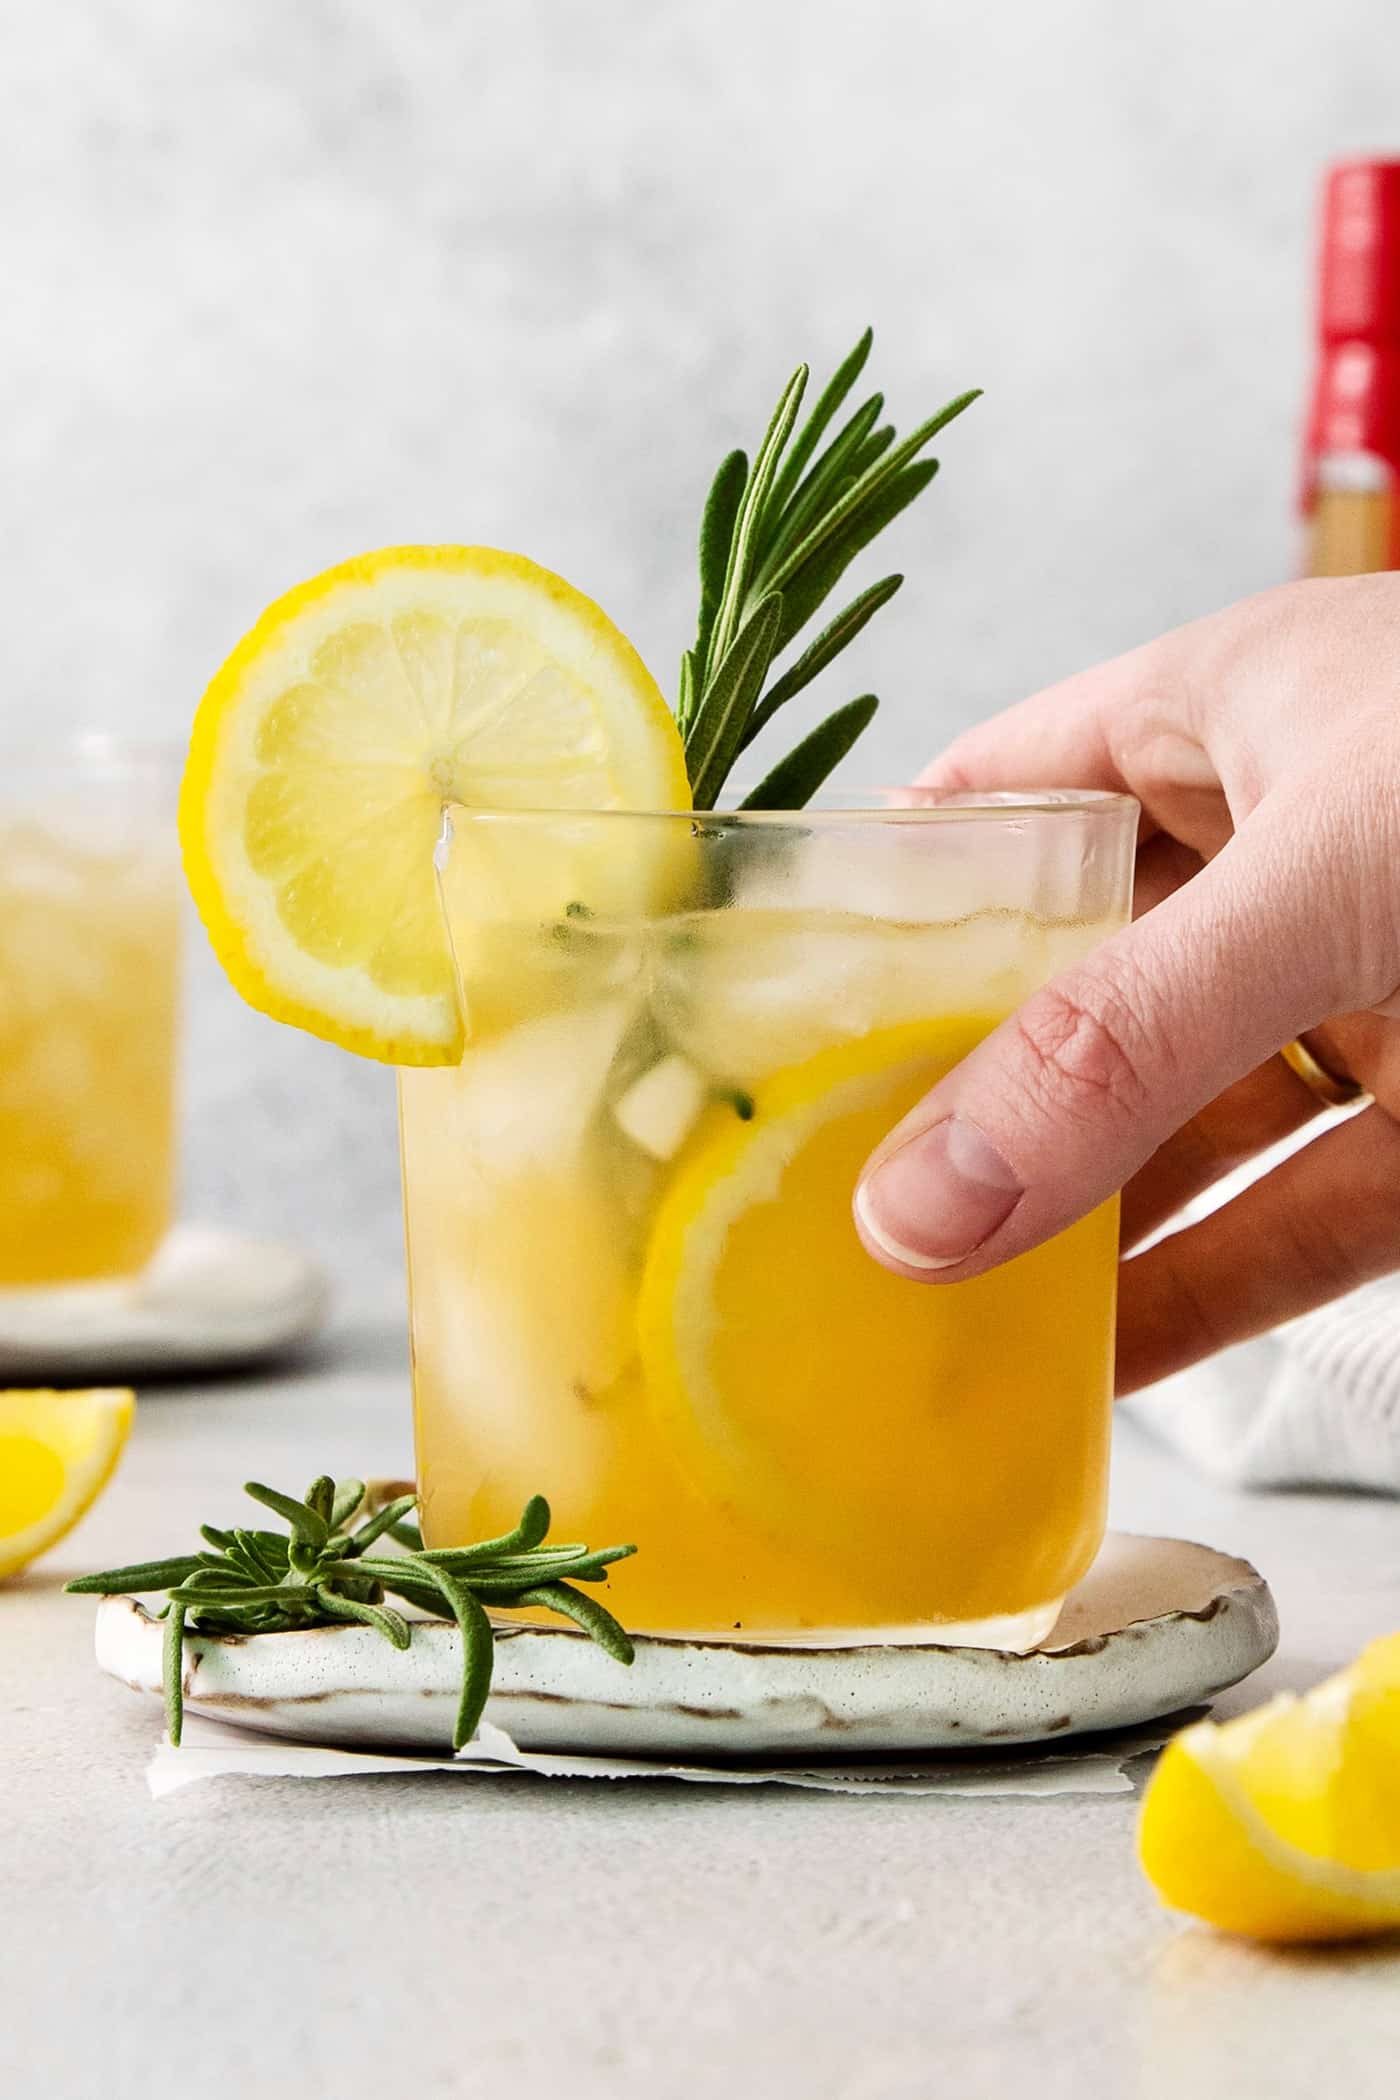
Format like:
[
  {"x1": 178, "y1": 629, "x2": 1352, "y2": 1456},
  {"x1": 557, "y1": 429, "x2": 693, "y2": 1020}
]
[
  {"x1": 0, "y1": 1225, "x2": 330, "y2": 1379},
  {"x1": 94, "y1": 1532, "x2": 1277, "y2": 1758}
]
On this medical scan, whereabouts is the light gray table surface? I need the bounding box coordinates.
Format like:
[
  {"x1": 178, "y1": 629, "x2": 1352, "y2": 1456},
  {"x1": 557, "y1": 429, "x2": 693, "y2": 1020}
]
[{"x1": 4, "y1": 1322, "x2": 1398, "y2": 2100}]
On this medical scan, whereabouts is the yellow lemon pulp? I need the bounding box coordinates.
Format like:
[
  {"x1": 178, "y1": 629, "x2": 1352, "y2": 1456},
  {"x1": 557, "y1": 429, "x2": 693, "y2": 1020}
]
[
  {"x1": 634, "y1": 1018, "x2": 1118, "y2": 1625},
  {"x1": 181, "y1": 545, "x2": 690, "y2": 1065},
  {"x1": 0, "y1": 1388, "x2": 135, "y2": 1578},
  {"x1": 1139, "y1": 1631, "x2": 1400, "y2": 1942},
  {"x1": 0, "y1": 1436, "x2": 66, "y2": 1531}
]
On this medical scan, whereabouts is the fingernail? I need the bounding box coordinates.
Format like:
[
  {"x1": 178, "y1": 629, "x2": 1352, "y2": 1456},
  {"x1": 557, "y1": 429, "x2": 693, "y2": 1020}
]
[{"x1": 856, "y1": 1116, "x2": 1023, "y2": 1270}]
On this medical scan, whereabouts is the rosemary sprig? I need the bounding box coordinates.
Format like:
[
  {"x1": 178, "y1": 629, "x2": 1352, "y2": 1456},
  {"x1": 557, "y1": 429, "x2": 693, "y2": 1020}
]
[
  {"x1": 680, "y1": 326, "x2": 980, "y2": 809},
  {"x1": 67, "y1": 1474, "x2": 636, "y2": 1752}
]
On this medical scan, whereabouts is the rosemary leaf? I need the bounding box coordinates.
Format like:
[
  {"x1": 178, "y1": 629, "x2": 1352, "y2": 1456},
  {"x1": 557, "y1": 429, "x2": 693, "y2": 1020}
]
[
  {"x1": 741, "y1": 574, "x2": 902, "y2": 750},
  {"x1": 330, "y1": 1478, "x2": 368, "y2": 1530},
  {"x1": 243, "y1": 1481, "x2": 330, "y2": 1551},
  {"x1": 438, "y1": 1537, "x2": 619, "y2": 1565},
  {"x1": 413, "y1": 1493, "x2": 553, "y2": 1565},
  {"x1": 686, "y1": 592, "x2": 784, "y2": 811},
  {"x1": 214, "y1": 1538, "x2": 276, "y2": 1587},
  {"x1": 359, "y1": 1569, "x2": 444, "y2": 1606},
  {"x1": 336, "y1": 1494, "x2": 418, "y2": 1556},
  {"x1": 305, "y1": 1476, "x2": 336, "y2": 1528},
  {"x1": 773, "y1": 460, "x2": 940, "y2": 655},
  {"x1": 166, "y1": 1581, "x2": 299, "y2": 1609},
  {"x1": 677, "y1": 647, "x2": 698, "y2": 738},
  {"x1": 704, "y1": 365, "x2": 807, "y2": 675},
  {"x1": 846, "y1": 422, "x2": 897, "y2": 484},
  {"x1": 765, "y1": 389, "x2": 980, "y2": 597},
  {"x1": 693, "y1": 447, "x2": 748, "y2": 686},
  {"x1": 740, "y1": 694, "x2": 880, "y2": 812},
  {"x1": 234, "y1": 1529, "x2": 290, "y2": 1583},
  {"x1": 177, "y1": 1562, "x2": 256, "y2": 1589},
  {"x1": 240, "y1": 1528, "x2": 296, "y2": 1555},
  {"x1": 515, "y1": 1583, "x2": 635, "y2": 1666},
  {"x1": 758, "y1": 393, "x2": 885, "y2": 580},
  {"x1": 417, "y1": 1562, "x2": 498, "y2": 1751},
  {"x1": 415, "y1": 1569, "x2": 611, "y2": 1598},
  {"x1": 164, "y1": 1600, "x2": 187, "y2": 1748},
  {"x1": 64, "y1": 1555, "x2": 205, "y2": 1594},
  {"x1": 765, "y1": 325, "x2": 874, "y2": 523},
  {"x1": 314, "y1": 1588, "x2": 412, "y2": 1649}
]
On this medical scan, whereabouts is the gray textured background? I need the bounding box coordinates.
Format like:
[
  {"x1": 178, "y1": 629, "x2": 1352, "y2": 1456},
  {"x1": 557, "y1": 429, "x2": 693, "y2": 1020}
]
[{"x1": 5, "y1": 0, "x2": 1399, "y2": 1312}]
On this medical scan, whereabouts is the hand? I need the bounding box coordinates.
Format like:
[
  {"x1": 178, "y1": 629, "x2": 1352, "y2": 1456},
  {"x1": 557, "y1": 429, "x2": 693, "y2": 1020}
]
[{"x1": 853, "y1": 574, "x2": 1400, "y2": 1393}]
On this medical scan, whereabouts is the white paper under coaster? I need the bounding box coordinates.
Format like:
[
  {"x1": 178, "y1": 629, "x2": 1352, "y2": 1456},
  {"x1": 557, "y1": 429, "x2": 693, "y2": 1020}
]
[
  {"x1": 0, "y1": 1224, "x2": 330, "y2": 1378},
  {"x1": 143, "y1": 1712, "x2": 1185, "y2": 1799},
  {"x1": 96, "y1": 1532, "x2": 1277, "y2": 1762}
]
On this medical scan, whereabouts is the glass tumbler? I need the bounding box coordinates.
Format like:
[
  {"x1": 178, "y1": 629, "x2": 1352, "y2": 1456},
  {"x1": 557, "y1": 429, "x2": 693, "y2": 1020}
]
[
  {"x1": 0, "y1": 740, "x2": 181, "y2": 1287},
  {"x1": 400, "y1": 792, "x2": 1136, "y2": 1645}
]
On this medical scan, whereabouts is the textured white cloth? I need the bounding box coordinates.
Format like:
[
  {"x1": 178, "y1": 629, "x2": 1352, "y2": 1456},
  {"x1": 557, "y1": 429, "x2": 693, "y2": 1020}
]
[
  {"x1": 1121, "y1": 1110, "x2": 1400, "y2": 1495},
  {"x1": 1125, "y1": 1272, "x2": 1400, "y2": 1494}
]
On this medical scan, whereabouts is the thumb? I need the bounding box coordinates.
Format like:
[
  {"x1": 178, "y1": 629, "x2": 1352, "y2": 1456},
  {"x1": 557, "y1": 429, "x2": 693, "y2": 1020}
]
[{"x1": 853, "y1": 821, "x2": 1348, "y2": 1281}]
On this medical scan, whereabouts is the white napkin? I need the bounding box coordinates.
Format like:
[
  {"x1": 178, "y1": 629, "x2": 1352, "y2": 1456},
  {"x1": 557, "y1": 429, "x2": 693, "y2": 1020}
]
[
  {"x1": 1121, "y1": 1110, "x2": 1400, "y2": 1495},
  {"x1": 1125, "y1": 1272, "x2": 1400, "y2": 1493}
]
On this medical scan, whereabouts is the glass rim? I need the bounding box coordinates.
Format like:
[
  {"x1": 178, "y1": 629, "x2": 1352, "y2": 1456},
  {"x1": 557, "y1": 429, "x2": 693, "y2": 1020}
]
[{"x1": 442, "y1": 787, "x2": 1138, "y2": 829}]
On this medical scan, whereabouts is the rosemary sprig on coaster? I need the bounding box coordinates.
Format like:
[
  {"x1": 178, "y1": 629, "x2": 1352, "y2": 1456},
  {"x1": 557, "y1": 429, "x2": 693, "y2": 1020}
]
[
  {"x1": 67, "y1": 1475, "x2": 636, "y2": 1752},
  {"x1": 679, "y1": 326, "x2": 979, "y2": 809}
]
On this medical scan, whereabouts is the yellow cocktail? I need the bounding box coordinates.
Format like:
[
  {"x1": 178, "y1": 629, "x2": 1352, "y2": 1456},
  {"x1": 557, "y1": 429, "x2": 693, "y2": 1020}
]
[
  {"x1": 0, "y1": 745, "x2": 180, "y2": 1286},
  {"x1": 402, "y1": 796, "x2": 1135, "y2": 1644}
]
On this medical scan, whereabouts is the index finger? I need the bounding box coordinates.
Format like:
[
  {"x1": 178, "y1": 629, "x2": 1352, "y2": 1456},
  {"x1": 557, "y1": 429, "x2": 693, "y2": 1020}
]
[
  {"x1": 920, "y1": 628, "x2": 1225, "y2": 849},
  {"x1": 920, "y1": 660, "x2": 1136, "y2": 798}
]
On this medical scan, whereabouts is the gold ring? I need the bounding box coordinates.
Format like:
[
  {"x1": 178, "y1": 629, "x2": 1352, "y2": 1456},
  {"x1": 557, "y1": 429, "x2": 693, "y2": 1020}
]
[{"x1": 1279, "y1": 1035, "x2": 1371, "y2": 1110}]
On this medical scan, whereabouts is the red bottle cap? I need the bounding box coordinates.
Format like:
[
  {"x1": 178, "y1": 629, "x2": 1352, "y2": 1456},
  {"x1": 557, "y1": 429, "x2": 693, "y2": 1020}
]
[
  {"x1": 1302, "y1": 159, "x2": 1400, "y2": 514},
  {"x1": 1317, "y1": 159, "x2": 1400, "y2": 344}
]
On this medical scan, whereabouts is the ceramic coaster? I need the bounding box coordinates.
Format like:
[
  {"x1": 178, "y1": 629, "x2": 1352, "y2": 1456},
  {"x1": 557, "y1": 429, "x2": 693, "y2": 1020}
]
[
  {"x1": 0, "y1": 1224, "x2": 330, "y2": 1379},
  {"x1": 95, "y1": 1532, "x2": 1277, "y2": 1759}
]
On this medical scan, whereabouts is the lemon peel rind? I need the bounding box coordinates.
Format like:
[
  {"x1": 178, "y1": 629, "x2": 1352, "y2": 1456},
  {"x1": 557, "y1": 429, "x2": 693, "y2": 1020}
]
[{"x1": 0, "y1": 1388, "x2": 136, "y2": 1579}]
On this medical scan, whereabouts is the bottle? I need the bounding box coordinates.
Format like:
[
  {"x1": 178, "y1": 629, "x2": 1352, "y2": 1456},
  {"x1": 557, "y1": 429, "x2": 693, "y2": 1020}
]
[{"x1": 1302, "y1": 158, "x2": 1400, "y2": 577}]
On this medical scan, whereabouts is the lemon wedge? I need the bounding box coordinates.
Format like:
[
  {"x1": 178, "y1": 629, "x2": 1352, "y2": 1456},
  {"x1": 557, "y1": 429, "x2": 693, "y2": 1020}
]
[
  {"x1": 180, "y1": 545, "x2": 689, "y2": 1065},
  {"x1": 0, "y1": 1387, "x2": 135, "y2": 1578},
  {"x1": 1139, "y1": 1632, "x2": 1400, "y2": 1942}
]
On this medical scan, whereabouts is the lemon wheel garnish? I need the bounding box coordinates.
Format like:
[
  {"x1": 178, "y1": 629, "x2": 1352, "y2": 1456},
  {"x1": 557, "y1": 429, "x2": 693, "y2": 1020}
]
[
  {"x1": 180, "y1": 545, "x2": 690, "y2": 1065},
  {"x1": 1139, "y1": 1631, "x2": 1400, "y2": 1943},
  {"x1": 0, "y1": 1388, "x2": 135, "y2": 1578}
]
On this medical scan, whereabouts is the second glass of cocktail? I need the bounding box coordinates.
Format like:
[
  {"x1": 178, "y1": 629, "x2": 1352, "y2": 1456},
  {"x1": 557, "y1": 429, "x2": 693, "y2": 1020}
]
[
  {"x1": 0, "y1": 740, "x2": 181, "y2": 1290},
  {"x1": 402, "y1": 790, "x2": 1135, "y2": 1647}
]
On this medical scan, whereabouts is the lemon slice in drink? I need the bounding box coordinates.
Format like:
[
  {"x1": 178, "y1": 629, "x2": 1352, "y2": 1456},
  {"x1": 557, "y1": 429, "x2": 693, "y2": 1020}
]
[
  {"x1": 181, "y1": 546, "x2": 689, "y2": 1064},
  {"x1": 1138, "y1": 1632, "x2": 1400, "y2": 1943},
  {"x1": 0, "y1": 1388, "x2": 135, "y2": 1578},
  {"x1": 637, "y1": 1019, "x2": 995, "y2": 1538}
]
